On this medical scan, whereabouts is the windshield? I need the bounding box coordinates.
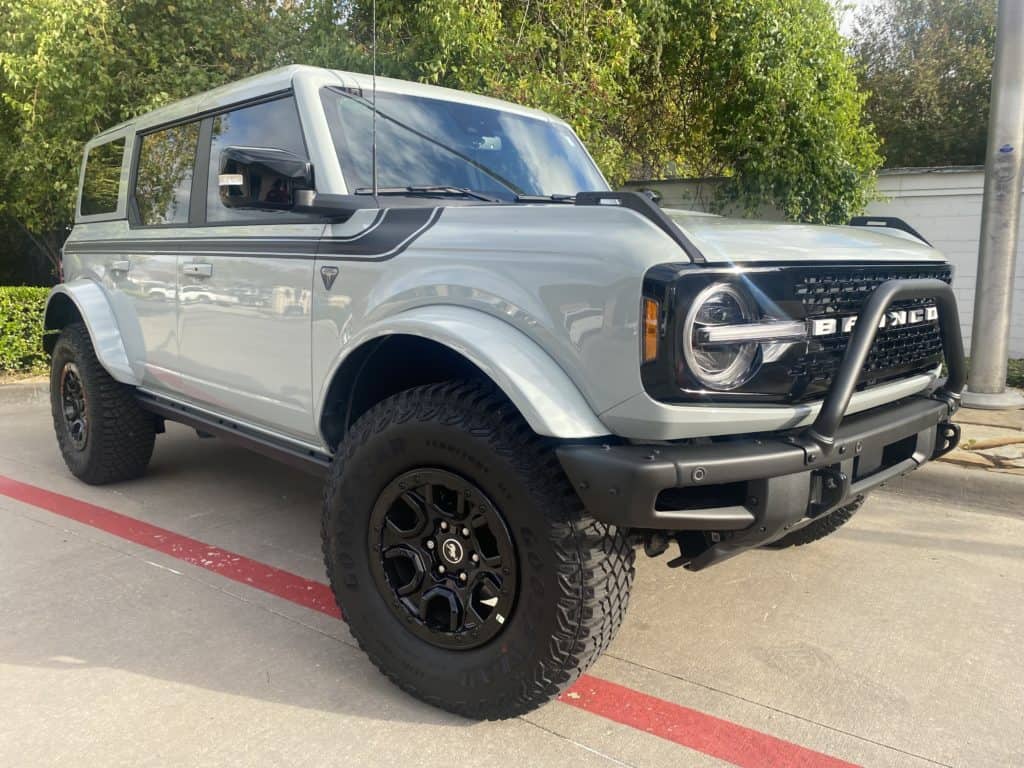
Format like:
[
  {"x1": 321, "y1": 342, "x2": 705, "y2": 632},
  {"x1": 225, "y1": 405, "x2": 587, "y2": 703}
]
[{"x1": 321, "y1": 87, "x2": 608, "y2": 200}]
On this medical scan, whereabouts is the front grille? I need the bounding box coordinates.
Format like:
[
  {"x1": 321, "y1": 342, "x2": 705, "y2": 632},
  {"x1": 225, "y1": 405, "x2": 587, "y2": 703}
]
[
  {"x1": 789, "y1": 265, "x2": 952, "y2": 392},
  {"x1": 795, "y1": 266, "x2": 952, "y2": 315}
]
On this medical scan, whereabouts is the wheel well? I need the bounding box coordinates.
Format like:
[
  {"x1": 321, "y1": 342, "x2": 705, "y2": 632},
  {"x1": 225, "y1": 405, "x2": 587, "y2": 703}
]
[
  {"x1": 42, "y1": 293, "x2": 83, "y2": 354},
  {"x1": 320, "y1": 335, "x2": 487, "y2": 450}
]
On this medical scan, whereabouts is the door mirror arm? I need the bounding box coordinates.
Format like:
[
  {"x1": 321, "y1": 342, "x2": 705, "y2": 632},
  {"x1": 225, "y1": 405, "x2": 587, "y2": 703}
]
[{"x1": 292, "y1": 190, "x2": 379, "y2": 220}]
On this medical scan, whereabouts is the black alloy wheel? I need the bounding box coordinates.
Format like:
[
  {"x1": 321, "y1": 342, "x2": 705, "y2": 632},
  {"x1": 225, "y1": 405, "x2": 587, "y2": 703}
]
[
  {"x1": 59, "y1": 361, "x2": 88, "y2": 450},
  {"x1": 369, "y1": 468, "x2": 517, "y2": 649}
]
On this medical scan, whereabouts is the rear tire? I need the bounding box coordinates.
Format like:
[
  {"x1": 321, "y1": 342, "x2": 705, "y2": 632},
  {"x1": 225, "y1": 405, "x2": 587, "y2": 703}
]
[
  {"x1": 768, "y1": 497, "x2": 865, "y2": 548},
  {"x1": 49, "y1": 323, "x2": 156, "y2": 484},
  {"x1": 321, "y1": 380, "x2": 635, "y2": 719}
]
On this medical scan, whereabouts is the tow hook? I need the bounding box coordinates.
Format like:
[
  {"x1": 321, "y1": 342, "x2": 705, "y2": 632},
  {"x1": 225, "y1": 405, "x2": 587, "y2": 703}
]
[
  {"x1": 932, "y1": 422, "x2": 961, "y2": 459},
  {"x1": 809, "y1": 466, "x2": 849, "y2": 517}
]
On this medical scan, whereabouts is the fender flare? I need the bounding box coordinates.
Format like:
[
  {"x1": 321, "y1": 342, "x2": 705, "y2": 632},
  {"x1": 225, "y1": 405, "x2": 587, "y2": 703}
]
[
  {"x1": 318, "y1": 305, "x2": 610, "y2": 440},
  {"x1": 44, "y1": 281, "x2": 139, "y2": 385}
]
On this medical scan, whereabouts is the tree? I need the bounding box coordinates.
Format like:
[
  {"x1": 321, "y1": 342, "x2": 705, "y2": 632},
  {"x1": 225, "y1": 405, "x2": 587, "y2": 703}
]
[
  {"x1": 339, "y1": 0, "x2": 879, "y2": 223},
  {"x1": 0, "y1": 0, "x2": 881, "y2": 285},
  {"x1": 339, "y1": 0, "x2": 640, "y2": 183},
  {"x1": 624, "y1": 0, "x2": 881, "y2": 223},
  {"x1": 0, "y1": 0, "x2": 120, "y2": 278},
  {"x1": 0, "y1": 0, "x2": 305, "y2": 281},
  {"x1": 850, "y1": 0, "x2": 996, "y2": 168}
]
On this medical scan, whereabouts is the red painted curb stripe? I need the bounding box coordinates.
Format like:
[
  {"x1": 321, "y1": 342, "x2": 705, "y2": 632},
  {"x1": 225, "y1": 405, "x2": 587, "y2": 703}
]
[
  {"x1": 0, "y1": 475, "x2": 340, "y2": 619},
  {"x1": 561, "y1": 675, "x2": 858, "y2": 768},
  {"x1": 0, "y1": 473, "x2": 857, "y2": 768}
]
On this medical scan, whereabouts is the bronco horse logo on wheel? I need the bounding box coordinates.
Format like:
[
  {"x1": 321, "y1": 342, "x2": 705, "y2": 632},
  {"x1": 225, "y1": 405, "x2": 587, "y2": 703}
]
[{"x1": 442, "y1": 538, "x2": 464, "y2": 565}]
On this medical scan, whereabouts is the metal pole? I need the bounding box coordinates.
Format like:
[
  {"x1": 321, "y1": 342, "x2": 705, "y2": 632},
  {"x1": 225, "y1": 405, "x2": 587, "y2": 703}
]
[{"x1": 964, "y1": 0, "x2": 1024, "y2": 409}]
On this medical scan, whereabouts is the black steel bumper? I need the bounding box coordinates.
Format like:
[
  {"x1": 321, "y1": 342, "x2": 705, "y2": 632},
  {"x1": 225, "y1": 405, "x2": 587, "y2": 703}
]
[{"x1": 557, "y1": 278, "x2": 967, "y2": 571}]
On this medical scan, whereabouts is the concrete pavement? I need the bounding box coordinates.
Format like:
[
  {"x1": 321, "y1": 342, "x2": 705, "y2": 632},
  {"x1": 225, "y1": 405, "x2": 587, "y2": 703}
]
[{"x1": 1, "y1": 383, "x2": 1022, "y2": 767}]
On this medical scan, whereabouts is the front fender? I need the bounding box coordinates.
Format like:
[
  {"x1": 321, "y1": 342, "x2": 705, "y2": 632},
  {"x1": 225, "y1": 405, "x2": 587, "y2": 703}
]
[
  {"x1": 44, "y1": 281, "x2": 138, "y2": 385},
  {"x1": 320, "y1": 305, "x2": 609, "y2": 439}
]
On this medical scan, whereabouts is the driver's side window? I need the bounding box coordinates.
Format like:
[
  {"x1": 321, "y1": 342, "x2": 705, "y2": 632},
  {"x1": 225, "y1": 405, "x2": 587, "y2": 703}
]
[{"x1": 206, "y1": 96, "x2": 310, "y2": 223}]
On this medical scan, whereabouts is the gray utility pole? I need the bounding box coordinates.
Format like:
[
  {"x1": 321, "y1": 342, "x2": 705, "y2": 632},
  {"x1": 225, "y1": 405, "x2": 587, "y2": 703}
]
[{"x1": 964, "y1": 0, "x2": 1024, "y2": 409}]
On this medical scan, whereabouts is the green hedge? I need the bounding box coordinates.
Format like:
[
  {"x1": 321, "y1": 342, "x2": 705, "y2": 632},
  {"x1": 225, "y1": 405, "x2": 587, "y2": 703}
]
[
  {"x1": 1009, "y1": 359, "x2": 1024, "y2": 389},
  {"x1": 0, "y1": 286, "x2": 49, "y2": 374}
]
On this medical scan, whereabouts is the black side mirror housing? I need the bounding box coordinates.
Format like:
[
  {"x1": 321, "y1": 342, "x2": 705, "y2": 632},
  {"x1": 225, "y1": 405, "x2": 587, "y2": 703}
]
[{"x1": 218, "y1": 146, "x2": 314, "y2": 210}]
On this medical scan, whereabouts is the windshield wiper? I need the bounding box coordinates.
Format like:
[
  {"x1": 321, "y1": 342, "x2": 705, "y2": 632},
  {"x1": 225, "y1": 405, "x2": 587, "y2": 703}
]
[
  {"x1": 514, "y1": 193, "x2": 576, "y2": 204},
  {"x1": 354, "y1": 185, "x2": 503, "y2": 203}
]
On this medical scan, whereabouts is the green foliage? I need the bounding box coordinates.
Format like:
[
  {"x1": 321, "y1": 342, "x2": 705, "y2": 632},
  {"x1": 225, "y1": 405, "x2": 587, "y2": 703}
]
[
  {"x1": 0, "y1": 0, "x2": 306, "y2": 275},
  {"x1": 0, "y1": 0, "x2": 881, "y2": 285},
  {"x1": 850, "y1": 0, "x2": 996, "y2": 168},
  {"x1": 342, "y1": 0, "x2": 879, "y2": 222},
  {"x1": 1008, "y1": 359, "x2": 1024, "y2": 390},
  {"x1": 625, "y1": 0, "x2": 881, "y2": 223},
  {"x1": 0, "y1": 286, "x2": 49, "y2": 373},
  {"x1": 342, "y1": 0, "x2": 640, "y2": 183}
]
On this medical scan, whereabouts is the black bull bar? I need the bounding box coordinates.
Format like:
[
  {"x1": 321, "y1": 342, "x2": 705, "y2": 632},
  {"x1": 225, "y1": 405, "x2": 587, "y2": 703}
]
[{"x1": 557, "y1": 278, "x2": 967, "y2": 570}]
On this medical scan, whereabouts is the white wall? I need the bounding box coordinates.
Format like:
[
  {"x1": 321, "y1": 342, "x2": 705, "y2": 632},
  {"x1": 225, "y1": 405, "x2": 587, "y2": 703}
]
[{"x1": 623, "y1": 168, "x2": 1024, "y2": 357}]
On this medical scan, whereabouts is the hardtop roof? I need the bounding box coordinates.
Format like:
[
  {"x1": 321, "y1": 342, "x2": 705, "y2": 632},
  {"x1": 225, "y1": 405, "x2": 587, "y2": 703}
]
[{"x1": 88, "y1": 65, "x2": 561, "y2": 145}]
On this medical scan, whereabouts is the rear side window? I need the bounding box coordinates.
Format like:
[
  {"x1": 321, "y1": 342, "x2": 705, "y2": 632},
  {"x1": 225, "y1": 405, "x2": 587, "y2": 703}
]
[
  {"x1": 80, "y1": 138, "x2": 125, "y2": 216},
  {"x1": 134, "y1": 121, "x2": 200, "y2": 226},
  {"x1": 207, "y1": 97, "x2": 308, "y2": 223}
]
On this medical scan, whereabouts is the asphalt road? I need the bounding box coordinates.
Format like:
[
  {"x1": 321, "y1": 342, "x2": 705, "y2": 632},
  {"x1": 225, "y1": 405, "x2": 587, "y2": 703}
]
[{"x1": 1, "y1": 383, "x2": 1022, "y2": 767}]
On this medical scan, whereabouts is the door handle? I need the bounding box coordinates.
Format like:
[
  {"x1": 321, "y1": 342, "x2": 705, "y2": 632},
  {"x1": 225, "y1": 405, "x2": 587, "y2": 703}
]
[
  {"x1": 182, "y1": 263, "x2": 213, "y2": 278},
  {"x1": 109, "y1": 260, "x2": 131, "y2": 274}
]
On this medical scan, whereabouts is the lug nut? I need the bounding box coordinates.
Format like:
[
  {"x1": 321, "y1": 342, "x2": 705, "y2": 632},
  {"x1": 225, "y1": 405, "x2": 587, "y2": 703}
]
[
  {"x1": 439, "y1": 521, "x2": 449, "y2": 531},
  {"x1": 437, "y1": 564, "x2": 446, "y2": 574},
  {"x1": 461, "y1": 527, "x2": 470, "y2": 537},
  {"x1": 426, "y1": 540, "x2": 435, "y2": 550},
  {"x1": 459, "y1": 572, "x2": 468, "y2": 582},
  {"x1": 470, "y1": 553, "x2": 480, "y2": 564}
]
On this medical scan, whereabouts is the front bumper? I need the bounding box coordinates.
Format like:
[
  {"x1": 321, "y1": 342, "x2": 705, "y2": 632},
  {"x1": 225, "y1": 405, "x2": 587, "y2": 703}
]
[{"x1": 557, "y1": 277, "x2": 967, "y2": 571}]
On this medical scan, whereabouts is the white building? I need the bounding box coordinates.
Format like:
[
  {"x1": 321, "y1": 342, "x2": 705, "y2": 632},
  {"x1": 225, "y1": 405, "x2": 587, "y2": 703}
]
[{"x1": 623, "y1": 167, "x2": 1024, "y2": 357}]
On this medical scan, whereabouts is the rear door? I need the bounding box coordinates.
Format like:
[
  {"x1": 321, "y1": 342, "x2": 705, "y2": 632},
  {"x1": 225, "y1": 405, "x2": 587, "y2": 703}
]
[
  {"x1": 174, "y1": 95, "x2": 325, "y2": 443},
  {"x1": 120, "y1": 118, "x2": 204, "y2": 391}
]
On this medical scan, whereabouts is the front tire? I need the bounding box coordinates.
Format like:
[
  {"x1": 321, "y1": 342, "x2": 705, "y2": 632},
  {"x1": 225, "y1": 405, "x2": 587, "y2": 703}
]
[
  {"x1": 768, "y1": 497, "x2": 865, "y2": 548},
  {"x1": 49, "y1": 323, "x2": 156, "y2": 484},
  {"x1": 321, "y1": 380, "x2": 634, "y2": 719}
]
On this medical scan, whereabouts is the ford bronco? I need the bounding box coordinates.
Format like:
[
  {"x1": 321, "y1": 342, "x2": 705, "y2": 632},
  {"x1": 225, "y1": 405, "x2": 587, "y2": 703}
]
[{"x1": 45, "y1": 65, "x2": 965, "y2": 719}]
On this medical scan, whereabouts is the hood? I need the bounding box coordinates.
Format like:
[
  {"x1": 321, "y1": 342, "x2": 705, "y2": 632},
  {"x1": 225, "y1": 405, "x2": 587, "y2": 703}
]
[{"x1": 663, "y1": 209, "x2": 944, "y2": 264}]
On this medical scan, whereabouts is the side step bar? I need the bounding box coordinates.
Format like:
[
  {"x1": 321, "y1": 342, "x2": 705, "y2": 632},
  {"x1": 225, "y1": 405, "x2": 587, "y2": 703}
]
[{"x1": 135, "y1": 391, "x2": 331, "y2": 477}]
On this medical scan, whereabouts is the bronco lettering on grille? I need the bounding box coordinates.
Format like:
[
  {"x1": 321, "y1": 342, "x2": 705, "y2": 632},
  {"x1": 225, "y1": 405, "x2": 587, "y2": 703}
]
[{"x1": 809, "y1": 305, "x2": 939, "y2": 338}]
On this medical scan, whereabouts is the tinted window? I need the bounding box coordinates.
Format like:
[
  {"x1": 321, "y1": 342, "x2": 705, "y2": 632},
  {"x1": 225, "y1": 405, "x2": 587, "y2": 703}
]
[
  {"x1": 81, "y1": 138, "x2": 125, "y2": 216},
  {"x1": 207, "y1": 97, "x2": 308, "y2": 223},
  {"x1": 321, "y1": 89, "x2": 607, "y2": 199},
  {"x1": 134, "y1": 122, "x2": 200, "y2": 226}
]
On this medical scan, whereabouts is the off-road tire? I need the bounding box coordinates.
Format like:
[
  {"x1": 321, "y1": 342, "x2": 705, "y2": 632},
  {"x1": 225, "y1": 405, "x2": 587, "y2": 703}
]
[
  {"x1": 49, "y1": 322, "x2": 156, "y2": 484},
  {"x1": 321, "y1": 380, "x2": 635, "y2": 719},
  {"x1": 768, "y1": 497, "x2": 866, "y2": 548}
]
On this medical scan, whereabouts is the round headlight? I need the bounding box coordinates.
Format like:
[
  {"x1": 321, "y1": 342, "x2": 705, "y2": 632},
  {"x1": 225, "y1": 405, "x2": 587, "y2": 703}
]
[{"x1": 681, "y1": 282, "x2": 761, "y2": 390}]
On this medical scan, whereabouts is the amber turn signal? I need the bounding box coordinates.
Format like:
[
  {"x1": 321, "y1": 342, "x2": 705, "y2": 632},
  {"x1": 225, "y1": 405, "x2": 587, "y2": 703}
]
[{"x1": 642, "y1": 298, "x2": 659, "y2": 362}]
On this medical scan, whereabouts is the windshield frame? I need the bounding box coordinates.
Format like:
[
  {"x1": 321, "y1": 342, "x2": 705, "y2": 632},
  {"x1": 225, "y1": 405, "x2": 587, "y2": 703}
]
[{"x1": 319, "y1": 86, "x2": 610, "y2": 200}]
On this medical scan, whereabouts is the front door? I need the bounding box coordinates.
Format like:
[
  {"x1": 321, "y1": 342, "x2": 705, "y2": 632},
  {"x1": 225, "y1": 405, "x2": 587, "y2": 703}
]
[{"x1": 175, "y1": 96, "x2": 324, "y2": 443}]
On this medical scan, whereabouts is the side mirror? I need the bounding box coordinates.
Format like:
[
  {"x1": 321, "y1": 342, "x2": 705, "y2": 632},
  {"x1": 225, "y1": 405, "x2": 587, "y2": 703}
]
[
  {"x1": 218, "y1": 146, "x2": 314, "y2": 210},
  {"x1": 638, "y1": 188, "x2": 662, "y2": 205}
]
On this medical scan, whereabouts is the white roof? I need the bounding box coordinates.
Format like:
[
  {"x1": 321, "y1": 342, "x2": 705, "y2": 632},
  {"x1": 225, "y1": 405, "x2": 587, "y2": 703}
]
[{"x1": 93, "y1": 65, "x2": 561, "y2": 141}]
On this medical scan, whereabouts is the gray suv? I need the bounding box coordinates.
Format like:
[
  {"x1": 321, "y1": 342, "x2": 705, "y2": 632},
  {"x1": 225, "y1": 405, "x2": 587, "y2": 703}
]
[{"x1": 45, "y1": 65, "x2": 965, "y2": 719}]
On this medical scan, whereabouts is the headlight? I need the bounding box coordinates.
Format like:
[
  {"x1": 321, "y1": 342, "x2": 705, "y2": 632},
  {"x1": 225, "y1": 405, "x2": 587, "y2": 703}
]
[{"x1": 681, "y1": 282, "x2": 761, "y2": 390}]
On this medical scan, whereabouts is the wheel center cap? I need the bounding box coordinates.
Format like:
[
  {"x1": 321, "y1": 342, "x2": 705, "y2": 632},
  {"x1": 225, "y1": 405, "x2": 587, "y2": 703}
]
[{"x1": 440, "y1": 537, "x2": 464, "y2": 565}]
